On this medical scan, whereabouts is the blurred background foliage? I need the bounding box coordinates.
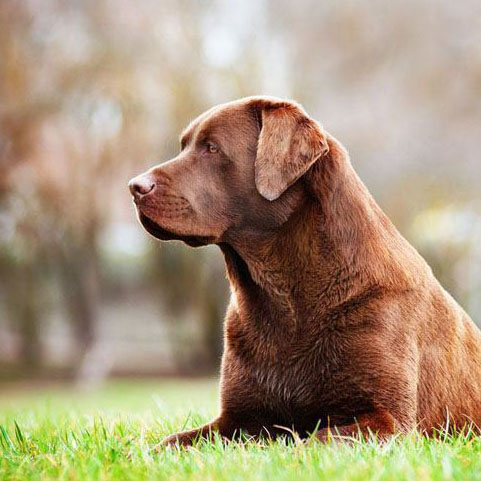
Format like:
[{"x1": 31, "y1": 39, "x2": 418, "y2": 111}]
[{"x1": 0, "y1": 0, "x2": 480, "y2": 383}]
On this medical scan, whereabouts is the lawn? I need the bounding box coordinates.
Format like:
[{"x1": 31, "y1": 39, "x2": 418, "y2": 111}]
[{"x1": 1, "y1": 379, "x2": 481, "y2": 481}]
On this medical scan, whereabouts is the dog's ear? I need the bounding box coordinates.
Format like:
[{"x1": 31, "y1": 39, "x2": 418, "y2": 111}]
[{"x1": 252, "y1": 99, "x2": 329, "y2": 201}]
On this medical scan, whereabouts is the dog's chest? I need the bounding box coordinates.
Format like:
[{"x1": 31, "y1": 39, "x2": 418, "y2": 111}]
[
  {"x1": 223, "y1": 303, "x2": 352, "y2": 423},
  {"x1": 250, "y1": 348, "x2": 319, "y2": 410},
  {"x1": 228, "y1": 326, "x2": 330, "y2": 416}
]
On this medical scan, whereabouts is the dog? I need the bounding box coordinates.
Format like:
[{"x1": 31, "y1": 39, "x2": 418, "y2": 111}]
[{"x1": 129, "y1": 96, "x2": 481, "y2": 445}]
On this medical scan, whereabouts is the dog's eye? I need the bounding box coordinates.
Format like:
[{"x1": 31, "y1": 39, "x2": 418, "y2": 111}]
[{"x1": 207, "y1": 143, "x2": 219, "y2": 154}]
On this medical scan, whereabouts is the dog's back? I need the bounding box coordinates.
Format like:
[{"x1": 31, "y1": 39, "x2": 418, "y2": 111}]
[{"x1": 415, "y1": 280, "x2": 481, "y2": 430}]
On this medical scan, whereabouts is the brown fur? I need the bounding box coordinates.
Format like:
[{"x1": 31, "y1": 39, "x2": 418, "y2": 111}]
[{"x1": 129, "y1": 96, "x2": 481, "y2": 445}]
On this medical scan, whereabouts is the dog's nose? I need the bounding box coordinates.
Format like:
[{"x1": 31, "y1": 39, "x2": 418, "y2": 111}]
[{"x1": 128, "y1": 175, "x2": 155, "y2": 199}]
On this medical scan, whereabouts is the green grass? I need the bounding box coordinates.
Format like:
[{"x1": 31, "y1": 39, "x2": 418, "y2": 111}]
[{"x1": 1, "y1": 379, "x2": 481, "y2": 480}]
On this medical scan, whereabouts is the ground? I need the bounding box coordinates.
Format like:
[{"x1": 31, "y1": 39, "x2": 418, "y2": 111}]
[{"x1": 0, "y1": 379, "x2": 481, "y2": 481}]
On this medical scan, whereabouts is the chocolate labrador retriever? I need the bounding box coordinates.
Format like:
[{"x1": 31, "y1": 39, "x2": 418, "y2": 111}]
[{"x1": 129, "y1": 96, "x2": 481, "y2": 445}]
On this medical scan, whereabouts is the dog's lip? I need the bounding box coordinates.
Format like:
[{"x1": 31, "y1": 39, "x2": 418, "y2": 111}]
[
  {"x1": 138, "y1": 212, "x2": 214, "y2": 247},
  {"x1": 138, "y1": 213, "x2": 178, "y2": 240}
]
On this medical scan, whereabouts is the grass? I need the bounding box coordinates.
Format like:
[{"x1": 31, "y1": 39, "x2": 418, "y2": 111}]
[{"x1": 1, "y1": 379, "x2": 481, "y2": 480}]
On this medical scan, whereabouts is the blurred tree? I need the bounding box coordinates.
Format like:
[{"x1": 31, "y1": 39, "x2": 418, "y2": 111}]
[{"x1": 0, "y1": 0, "x2": 480, "y2": 381}]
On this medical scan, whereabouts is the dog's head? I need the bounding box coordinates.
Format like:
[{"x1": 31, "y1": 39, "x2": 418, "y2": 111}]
[{"x1": 129, "y1": 97, "x2": 329, "y2": 246}]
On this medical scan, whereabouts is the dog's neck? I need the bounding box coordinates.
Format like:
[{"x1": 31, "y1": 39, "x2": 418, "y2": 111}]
[{"x1": 220, "y1": 136, "x2": 427, "y2": 328}]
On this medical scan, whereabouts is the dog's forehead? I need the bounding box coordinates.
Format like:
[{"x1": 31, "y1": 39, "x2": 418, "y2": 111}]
[
  {"x1": 180, "y1": 101, "x2": 253, "y2": 145},
  {"x1": 180, "y1": 96, "x2": 299, "y2": 139}
]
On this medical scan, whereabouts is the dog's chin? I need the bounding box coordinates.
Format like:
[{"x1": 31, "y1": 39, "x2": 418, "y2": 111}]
[{"x1": 138, "y1": 213, "x2": 213, "y2": 248}]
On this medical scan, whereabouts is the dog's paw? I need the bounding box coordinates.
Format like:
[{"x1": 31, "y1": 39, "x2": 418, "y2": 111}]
[{"x1": 160, "y1": 429, "x2": 201, "y2": 448}]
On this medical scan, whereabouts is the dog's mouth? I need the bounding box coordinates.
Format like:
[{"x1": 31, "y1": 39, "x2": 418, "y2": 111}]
[{"x1": 138, "y1": 213, "x2": 213, "y2": 248}]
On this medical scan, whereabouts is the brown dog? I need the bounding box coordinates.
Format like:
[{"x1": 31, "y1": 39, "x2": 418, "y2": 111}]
[{"x1": 129, "y1": 96, "x2": 481, "y2": 445}]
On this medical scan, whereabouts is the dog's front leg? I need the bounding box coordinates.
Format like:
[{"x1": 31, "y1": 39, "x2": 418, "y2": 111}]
[
  {"x1": 161, "y1": 415, "x2": 287, "y2": 447},
  {"x1": 162, "y1": 418, "x2": 223, "y2": 447},
  {"x1": 315, "y1": 410, "x2": 403, "y2": 442},
  {"x1": 161, "y1": 414, "x2": 249, "y2": 447}
]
